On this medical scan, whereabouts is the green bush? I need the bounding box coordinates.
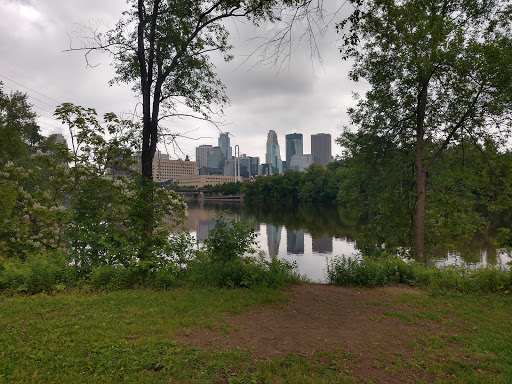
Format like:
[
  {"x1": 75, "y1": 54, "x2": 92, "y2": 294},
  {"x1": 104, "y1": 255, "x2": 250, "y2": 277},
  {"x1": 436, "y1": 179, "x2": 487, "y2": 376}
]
[
  {"x1": 87, "y1": 264, "x2": 181, "y2": 290},
  {"x1": 185, "y1": 217, "x2": 298, "y2": 288},
  {"x1": 327, "y1": 256, "x2": 415, "y2": 287},
  {"x1": 185, "y1": 252, "x2": 297, "y2": 289},
  {"x1": 203, "y1": 216, "x2": 257, "y2": 263},
  {"x1": 0, "y1": 254, "x2": 73, "y2": 294},
  {"x1": 327, "y1": 255, "x2": 512, "y2": 293}
]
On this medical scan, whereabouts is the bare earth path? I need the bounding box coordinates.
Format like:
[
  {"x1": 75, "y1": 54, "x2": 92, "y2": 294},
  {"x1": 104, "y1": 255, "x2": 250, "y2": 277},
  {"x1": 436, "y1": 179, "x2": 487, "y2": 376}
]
[{"x1": 177, "y1": 284, "x2": 468, "y2": 383}]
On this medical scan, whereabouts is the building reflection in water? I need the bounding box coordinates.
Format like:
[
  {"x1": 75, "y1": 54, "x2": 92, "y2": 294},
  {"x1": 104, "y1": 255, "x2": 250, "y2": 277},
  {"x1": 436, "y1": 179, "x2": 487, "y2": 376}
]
[
  {"x1": 196, "y1": 220, "x2": 216, "y2": 241},
  {"x1": 267, "y1": 224, "x2": 282, "y2": 256},
  {"x1": 287, "y1": 230, "x2": 304, "y2": 254},
  {"x1": 312, "y1": 234, "x2": 333, "y2": 254}
]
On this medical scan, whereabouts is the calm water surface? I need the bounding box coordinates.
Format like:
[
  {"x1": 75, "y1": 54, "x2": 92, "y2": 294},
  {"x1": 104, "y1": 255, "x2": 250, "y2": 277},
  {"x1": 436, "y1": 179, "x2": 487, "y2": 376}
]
[{"x1": 183, "y1": 200, "x2": 511, "y2": 282}]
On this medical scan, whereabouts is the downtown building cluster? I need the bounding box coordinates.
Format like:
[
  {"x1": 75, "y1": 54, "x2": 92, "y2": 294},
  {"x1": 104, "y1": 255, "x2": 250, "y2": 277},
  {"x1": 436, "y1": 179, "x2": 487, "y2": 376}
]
[
  {"x1": 130, "y1": 130, "x2": 333, "y2": 188},
  {"x1": 196, "y1": 130, "x2": 332, "y2": 180},
  {"x1": 261, "y1": 131, "x2": 332, "y2": 175}
]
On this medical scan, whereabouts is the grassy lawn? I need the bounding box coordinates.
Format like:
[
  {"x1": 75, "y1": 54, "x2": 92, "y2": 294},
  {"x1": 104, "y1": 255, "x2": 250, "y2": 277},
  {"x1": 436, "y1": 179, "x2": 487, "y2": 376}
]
[
  {"x1": 1, "y1": 286, "x2": 511, "y2": 383},
  {"x1": 385, "y1": 291, "x2": 512, "y2": 383}
]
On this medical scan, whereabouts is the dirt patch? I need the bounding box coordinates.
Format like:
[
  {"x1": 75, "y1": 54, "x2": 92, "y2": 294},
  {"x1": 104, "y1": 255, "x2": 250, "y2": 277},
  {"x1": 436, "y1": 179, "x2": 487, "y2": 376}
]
[{"x1": 176, "y1": 283, "x2": 461, "y2": 383}]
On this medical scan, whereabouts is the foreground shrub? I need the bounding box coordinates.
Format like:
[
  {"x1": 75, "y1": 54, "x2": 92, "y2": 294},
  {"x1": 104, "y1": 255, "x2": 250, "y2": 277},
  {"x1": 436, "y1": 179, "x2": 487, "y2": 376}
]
[
  {"x1": 185, "y1": 252, "x2": 298, "y2": 288},
  {"x1": 0, "y1": 216, "x2": 300, "y2": 294},
  {"x1": 87, "y1": 264, "x2": 180, "y2": 290},
  {"x1": 327, "y1": 255, "x2": 512, "y2": 293},
  {"x1": 0, "y1": 254, "x2": 75, "y2": 294},
  {"x1": 185, "y1": 217, "x2": 299, "y2": 288}
]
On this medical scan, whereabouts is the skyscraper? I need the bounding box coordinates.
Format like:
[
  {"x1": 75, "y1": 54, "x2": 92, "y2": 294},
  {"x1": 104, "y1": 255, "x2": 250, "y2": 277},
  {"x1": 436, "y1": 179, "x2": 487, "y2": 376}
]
[
  {"x1": 289, "y1": 154, "x2": 313, "y2": 172},
  {"x1": 206, "y1": 147, "x2": 225, "y2": 174},
  {"x1": 311, "y1": 133, "x2": 332, "y2": 167},
  {"x1": 218, "y1": 132, "x2": 232, "y2": 160},
  {"x1": 266, "y1": 130, "x2": 283, "y2": 174},
  {"x1": 195, "y1": 145, "x2": 213, "y2": 169},
  {"x1": 285, "y1": 133, "x2": 303, "y2": 167}
]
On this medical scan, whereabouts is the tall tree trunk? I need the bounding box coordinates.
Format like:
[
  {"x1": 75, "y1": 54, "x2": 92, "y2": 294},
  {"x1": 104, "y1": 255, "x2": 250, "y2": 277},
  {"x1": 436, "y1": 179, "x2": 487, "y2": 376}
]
[
  {"x1": 137, "y1": 0, "x2": 159, "y2": 261},
  {"x1": 415, "y1": 84, "x2": 428, "y2": 263}
]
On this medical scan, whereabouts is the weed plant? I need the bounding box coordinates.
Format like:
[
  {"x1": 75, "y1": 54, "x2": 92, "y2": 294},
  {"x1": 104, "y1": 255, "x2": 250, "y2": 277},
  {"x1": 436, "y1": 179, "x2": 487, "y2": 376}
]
[{"x1": 327, "y1": 255, "x2": 512, "y2": 293}]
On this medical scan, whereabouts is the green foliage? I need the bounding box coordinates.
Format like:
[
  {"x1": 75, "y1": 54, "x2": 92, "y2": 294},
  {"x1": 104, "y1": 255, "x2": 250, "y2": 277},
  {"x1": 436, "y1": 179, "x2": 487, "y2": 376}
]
[
  {"x1": 327, "y1": 256, "x2": 512, "y2": 294},
  {"x1": 185, "y1": 216, "x2": 298, "y2": 288},
  {"x1": 0, "y1": 85, "x2": 41, "y2": 163},
  {"x1": 0, "y1": 254, "x2": 74, "y2": 294},
  {"x1": 327, "y1": 256, "x2": 417, "y2": 287},
  {"x1": 205, "y1": 181, "x2": 242, "y2": 195},
  {"x1": 337, "y1": 0, "x2": 512, "y2": 260},
  {"x1": 0, "y1": 157, "x2": 69, "y2": 261},
  {"x1": 337, "y1": 132, "x2": 512, "y2": 257},
  {"x1": 0, "y1": 86, "x2": 70, "y2": 261},
  {"x1": 53, "y1": 103, "x2": 187, "y2": 274},
  {"x1": 496, "y1": 228, "x2": 512, "y2": 249},
  {"x1": 204, "y1": 215, "x2": 257, "y2": 263}
]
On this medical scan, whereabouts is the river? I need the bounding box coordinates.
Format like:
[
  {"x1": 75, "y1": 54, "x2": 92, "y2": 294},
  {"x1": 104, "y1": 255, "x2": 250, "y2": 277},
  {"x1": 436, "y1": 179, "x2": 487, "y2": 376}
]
[{"x1": 182, "y1": 200, "x2": 511, "y2": 282}]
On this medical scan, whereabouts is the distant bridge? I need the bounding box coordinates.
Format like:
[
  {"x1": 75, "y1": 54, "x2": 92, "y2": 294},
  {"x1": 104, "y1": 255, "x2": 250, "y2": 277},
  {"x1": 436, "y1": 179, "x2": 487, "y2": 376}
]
[{"x1": 175, "y1": 191, "x2": 242, "y2": 201}]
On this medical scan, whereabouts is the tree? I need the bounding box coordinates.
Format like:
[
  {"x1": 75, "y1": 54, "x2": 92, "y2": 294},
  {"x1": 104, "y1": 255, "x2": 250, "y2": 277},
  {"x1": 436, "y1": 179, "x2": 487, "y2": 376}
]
[
  {"x1": 55, "y1": 103, "x2": 187, "y2": 272},
  {"x1": 0, "y1": 84, "x2": 42, "y2": 163},
  {"x1": 72, "y1": 0, "x2": 312, "y2": 257},
  {"x1": 338, "y1": 0, "x2": 512, "y2": 262},
  {"x1": 0, "y1": 86, "x2": 70, "y2": 260}
]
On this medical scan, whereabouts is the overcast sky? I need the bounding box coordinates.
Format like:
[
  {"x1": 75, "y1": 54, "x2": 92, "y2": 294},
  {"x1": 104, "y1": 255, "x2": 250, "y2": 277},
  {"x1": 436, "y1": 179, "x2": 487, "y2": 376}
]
[{"x1": 1, "y1": 0, "x2": 367, "y2": 162}]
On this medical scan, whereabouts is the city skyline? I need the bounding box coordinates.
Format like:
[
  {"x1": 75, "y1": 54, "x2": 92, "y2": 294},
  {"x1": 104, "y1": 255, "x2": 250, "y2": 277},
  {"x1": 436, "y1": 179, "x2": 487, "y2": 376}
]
[{"x1": 192, "y1": 130, "x2": 334, "y2": 166}]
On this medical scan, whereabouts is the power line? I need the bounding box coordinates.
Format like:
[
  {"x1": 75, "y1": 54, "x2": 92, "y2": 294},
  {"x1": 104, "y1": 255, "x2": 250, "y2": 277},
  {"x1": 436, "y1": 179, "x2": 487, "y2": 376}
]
[
  {"x1": 38, "y1": 120, "x2": 68, "y2": 133},
  {"x1": 0, "y1": 79, "x2": 69, "y2": 132},
  {"x1": 0, "y1": 74, "x2": 62, "y2": 104},
  {"x1": 1, "y1": 83, "x2": 58, "y2": 109}
]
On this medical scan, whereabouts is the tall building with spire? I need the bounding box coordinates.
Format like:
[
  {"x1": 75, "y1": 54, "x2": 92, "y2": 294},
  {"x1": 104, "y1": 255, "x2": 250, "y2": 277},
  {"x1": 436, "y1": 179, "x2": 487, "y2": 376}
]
[
  {"x1": 266, "y1": 130, "x2": 283, "y2": 174},
  {"x1": 218, "y1": 132, "x2": 232, "y2": 160},
  {"x1": 285, "y1": 133, "x2": 303, "y2": 167},
  {"x1": 311, "y1": 133, "x2": 332, "y2": 168}
]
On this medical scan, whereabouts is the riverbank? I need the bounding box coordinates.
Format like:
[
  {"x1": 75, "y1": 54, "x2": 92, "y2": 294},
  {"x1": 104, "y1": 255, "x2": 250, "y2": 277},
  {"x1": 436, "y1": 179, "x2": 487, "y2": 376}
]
[{"x1": 1, "y1": 284, "x2": 511, "y2": 383}]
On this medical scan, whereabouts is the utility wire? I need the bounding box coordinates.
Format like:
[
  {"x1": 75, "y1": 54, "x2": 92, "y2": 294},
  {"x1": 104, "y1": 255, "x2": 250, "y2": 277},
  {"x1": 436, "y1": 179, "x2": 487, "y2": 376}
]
[
  {"x1": 1, "y1": 83, "x2": 58, "y2": 109},
  {"x1": 0, "y1": 74, "x2": 62, "y2": 104}
]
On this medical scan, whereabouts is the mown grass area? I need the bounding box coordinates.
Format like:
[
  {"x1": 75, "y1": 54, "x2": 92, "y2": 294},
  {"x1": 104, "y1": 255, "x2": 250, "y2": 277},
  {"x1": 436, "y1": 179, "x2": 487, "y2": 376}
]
[
  {"x1": 0, "y1": 288, "x2": 289, "y2": 384},
  {"x1": 1, "y1": 287, "x2": 512, "y2": 383},
  {"x1": 368, "y1": 290, "x2": 512, "y2": 383}
]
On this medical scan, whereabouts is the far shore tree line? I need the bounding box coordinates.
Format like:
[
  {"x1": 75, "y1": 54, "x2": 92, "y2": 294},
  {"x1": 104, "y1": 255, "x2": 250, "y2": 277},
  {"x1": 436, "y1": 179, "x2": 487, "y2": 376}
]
[{"x1": 1, "y1": 0, "x2": 512, "y2": 286}]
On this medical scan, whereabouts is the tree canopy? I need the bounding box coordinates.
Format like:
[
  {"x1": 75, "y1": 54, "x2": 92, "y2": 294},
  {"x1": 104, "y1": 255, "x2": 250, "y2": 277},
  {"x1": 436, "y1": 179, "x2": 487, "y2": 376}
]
[
  {"x1": 337, "y1": 0, "x2": 512, "y2": 261},
  {"x1": 0, "y1": 85, "x2": 42, "y2": 163}
]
